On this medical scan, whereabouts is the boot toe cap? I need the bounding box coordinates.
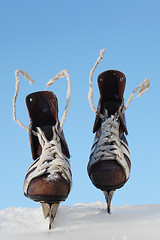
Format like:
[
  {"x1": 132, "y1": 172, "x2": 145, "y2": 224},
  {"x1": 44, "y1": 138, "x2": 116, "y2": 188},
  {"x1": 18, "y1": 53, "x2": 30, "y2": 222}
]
[
  {"x1": 26, "y1": 172, "x2": 70, "y2": 202},
  {"x1": 89, "y1": 161, "x2": 127, "y2": 191}
]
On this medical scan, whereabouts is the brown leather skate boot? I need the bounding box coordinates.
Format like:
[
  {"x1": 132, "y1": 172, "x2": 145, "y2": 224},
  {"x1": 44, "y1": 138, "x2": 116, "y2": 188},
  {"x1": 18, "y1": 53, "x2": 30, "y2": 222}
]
[
  {"x1": 23, "y1": 91, "x2": 72, "y2": 203},
  {"x1": 87, "y1": 70, "x2": 131, "y2": 213},
  {"x1": 87, "y1": 50, "x2": 149, "y2": 213},
  {"x1": 13, "y1": 69, "x2": 72, "y2": 229},
  {"x1": 23, "y1": 90, "x2": 72, "y2": 228}
]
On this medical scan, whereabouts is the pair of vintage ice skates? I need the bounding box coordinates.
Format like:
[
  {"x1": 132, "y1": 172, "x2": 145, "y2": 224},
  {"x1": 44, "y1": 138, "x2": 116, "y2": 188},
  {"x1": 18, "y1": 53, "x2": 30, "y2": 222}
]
[{"x1": 13, "y1": 50, "x2": 150, "y2": 229}]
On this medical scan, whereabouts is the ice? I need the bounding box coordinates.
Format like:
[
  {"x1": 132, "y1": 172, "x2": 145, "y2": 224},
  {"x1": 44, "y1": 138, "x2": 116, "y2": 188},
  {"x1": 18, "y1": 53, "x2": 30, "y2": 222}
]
[{"x1": 0, "y1": 202, "x2": 160, "y2": 240}]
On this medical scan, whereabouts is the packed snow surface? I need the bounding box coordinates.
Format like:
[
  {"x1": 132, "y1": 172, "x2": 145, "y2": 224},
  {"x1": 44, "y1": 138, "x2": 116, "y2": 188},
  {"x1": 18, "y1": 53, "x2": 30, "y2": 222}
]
[{"x1": 0, "y1": 202, "x2": 160, "y2": 240}]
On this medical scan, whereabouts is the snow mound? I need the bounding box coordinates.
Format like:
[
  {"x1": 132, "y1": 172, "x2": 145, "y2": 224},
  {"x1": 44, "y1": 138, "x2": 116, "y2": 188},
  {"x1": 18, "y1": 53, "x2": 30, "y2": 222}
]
[{"x1": 0, "y1": 202, "x2": 160, "y2": 240}]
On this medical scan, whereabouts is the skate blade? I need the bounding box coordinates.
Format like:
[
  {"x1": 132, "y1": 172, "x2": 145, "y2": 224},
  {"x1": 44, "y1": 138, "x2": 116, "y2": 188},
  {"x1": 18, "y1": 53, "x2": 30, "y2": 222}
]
[
  {"x1": 41, "y1": 202, "x2": 60, "y2": 229},
  {"x1": 103, "y1": 190, "x2": 114, "y2": 214}
]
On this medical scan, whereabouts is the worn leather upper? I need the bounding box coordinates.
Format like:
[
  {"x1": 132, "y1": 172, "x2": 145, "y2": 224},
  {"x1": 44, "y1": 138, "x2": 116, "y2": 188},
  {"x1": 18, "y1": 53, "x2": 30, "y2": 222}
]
[
  {"x1": 26, "y1": 91, "x2": 70, "y2": 160},
  {"x1": 88, "y1": 70, "x2": 131, "y2": 191}
]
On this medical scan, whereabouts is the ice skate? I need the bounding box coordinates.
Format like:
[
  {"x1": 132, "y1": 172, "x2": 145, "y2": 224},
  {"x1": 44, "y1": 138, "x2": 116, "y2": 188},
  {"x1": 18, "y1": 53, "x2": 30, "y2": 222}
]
[
  {"x1": 13, "y1": 69, "x2": 72, "y2": 229},
  {"x1": 88, "y1": 50, "x2": 150, "y2": 213}
]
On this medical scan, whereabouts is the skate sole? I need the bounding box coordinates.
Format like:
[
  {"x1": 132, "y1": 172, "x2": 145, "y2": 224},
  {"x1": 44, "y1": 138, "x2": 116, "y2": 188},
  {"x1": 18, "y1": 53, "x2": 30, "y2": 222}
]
[
  {"x1": 24, "y1": 193, "x2": 67, "y2": 203},
  {"x1": 93, "y1": 179, "x2": 128, "y2": 191}
]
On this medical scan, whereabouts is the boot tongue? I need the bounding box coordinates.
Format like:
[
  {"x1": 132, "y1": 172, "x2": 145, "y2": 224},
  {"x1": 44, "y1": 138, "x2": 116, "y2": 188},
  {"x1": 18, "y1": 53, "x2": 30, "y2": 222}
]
[
  {"x1": 104, "y1": 101, "x2": 121, "y2": 116},
  {"x1": 97, "y1": 70, "x2": 126, "y2": 100},
  {"x1": 40, "y1": 125, "x2": 53, "y2": 141},
  {"x1": 26, "y1": 91, "x2": 58, "y2": 127}
]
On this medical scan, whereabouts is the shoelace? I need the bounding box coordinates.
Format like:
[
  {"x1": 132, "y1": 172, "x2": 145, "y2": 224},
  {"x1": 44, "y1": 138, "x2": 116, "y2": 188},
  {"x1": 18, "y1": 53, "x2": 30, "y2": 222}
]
[
  {"x1": 90, "y1": 114, "x2": 130, "y2": 180},
  {"x1": 23, "y1": 126, "x2": 72, "y2": 194}
]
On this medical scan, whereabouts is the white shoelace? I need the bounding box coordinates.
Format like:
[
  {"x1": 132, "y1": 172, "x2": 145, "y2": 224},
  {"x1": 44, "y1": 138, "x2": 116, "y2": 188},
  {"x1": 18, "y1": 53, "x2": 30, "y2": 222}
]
[
  {"x1": 89, "y1": 113, "x2": 130, "y2": 179},
  {"x1": 23, "y1": 126, "x2": 72, "y2": 194}
]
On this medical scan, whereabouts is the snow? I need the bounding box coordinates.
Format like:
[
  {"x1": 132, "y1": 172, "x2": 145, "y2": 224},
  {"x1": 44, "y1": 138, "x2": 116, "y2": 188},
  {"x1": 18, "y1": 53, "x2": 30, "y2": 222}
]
[{"x1": 0, "y1": 202, "x2": 160, "y2": 240}]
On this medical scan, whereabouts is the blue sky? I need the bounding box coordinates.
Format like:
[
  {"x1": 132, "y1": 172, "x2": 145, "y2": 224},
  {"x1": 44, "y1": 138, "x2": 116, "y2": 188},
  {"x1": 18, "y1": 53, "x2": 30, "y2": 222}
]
[{"x1": 0, "y1": 0, "x2": 160, "y2": 210}]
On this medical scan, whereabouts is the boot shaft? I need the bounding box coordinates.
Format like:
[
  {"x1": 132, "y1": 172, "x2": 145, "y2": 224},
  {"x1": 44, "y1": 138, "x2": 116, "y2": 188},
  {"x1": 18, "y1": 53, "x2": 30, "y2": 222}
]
[
  {"x1": 26, "y1": 91, "x2": 58, "y2": 128},
  {"x1": 97, "y1": 70, "x2": 126, "y2": 103},
  {"x1": 93, "y1": 70, "x2": 128, "y2": 135},
  {"x1": 26, "y1": 91, "x2": 70, "y2": 160}
]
